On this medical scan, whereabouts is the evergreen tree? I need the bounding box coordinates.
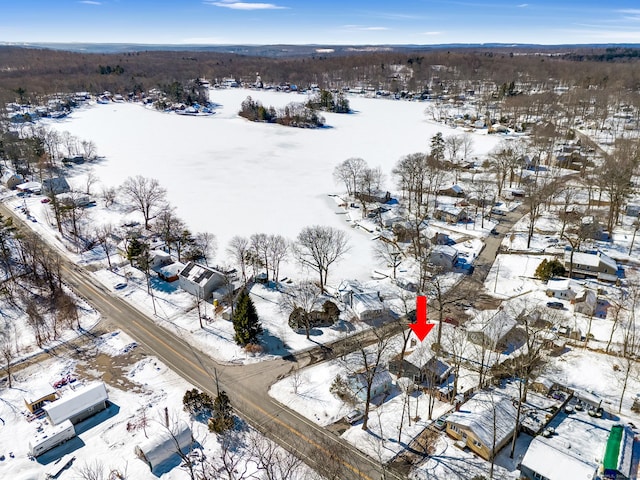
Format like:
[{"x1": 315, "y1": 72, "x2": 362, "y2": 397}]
[
  {"x1": 232, "y1": 290, "x2": 262, "y2": 346},
  {"x1": 534, "y1": 258, "x2": 566, "y2": 281},
  {"x1": 430, "y1": 132, "x2": 445, "y2": 162},
  {"x1": 183, "y1": 388, "x2": 214, "y2": 416},
  {"x1": 208, "y1": 390, "x2": 234, "y2": 433},
  {"x1": 126, "y1": 237, "x2": 147, "y2": 266}
]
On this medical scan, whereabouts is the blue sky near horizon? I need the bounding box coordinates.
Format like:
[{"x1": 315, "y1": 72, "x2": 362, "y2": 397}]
[{"x1": 2, "y1": 1, "x2": 640, "y2": 45}]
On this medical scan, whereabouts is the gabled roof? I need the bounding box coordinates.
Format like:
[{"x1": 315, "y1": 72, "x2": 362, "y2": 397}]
[
  {"x1": 179, "y1": 261, "x2": 222, "y2": 286},
  {"x1": 466, "y1": 309, "x2": 517, "y2": 344},
  {"x1": 446, "y1": 392, "x2": 516, "y2": 447},
  {"x1": 43, "y1": 382, "x2": 108, "y2": 425},
  {"x1": 431, "y1": 245, "x2": 458, "y2": 259}
]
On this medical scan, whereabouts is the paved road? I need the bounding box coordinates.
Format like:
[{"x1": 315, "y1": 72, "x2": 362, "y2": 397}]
[{"x1": 0, "y1": 203, "x2": 404, "y2": 480}]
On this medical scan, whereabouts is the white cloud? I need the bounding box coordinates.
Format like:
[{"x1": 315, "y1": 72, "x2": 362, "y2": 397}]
[
  {"x1": 421, "y1": 31, "x2": 442, "y2": 36},
  {"x1": 517, "y1": 3, "x2": 528, "y2": 7},
  {"x1": 204, "y1": 1, "x2": 287, "y2": 10},
  {"x1": 79, "y1": 0, "x2": 102, "y2": 4},
  {"x1": 342, "y1": 25, "x2": 389, "y2": 31}
]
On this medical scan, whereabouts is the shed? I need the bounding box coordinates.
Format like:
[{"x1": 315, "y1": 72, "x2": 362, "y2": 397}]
[
  {"x1": 24, "y1": 384, "x2": 58, "y2": 413},
  {"x1": 42, "y1": 382, "x2": 109, "y2": 425},
  {"x1": 603, "y1": 424, "x2": 634, "y2": 479},
  {"x1": 134, "y1": 422, "x2": 193, "y2": 471}
]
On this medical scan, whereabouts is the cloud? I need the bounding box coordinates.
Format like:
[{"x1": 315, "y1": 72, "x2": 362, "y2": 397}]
[
  {"x1": 517, "y1": 3, "x2": 528, "y2": 7},
  {"x1": 204, "y1": 1, "x2": 287, "y2": 10},
  {"x1": 421, "y1": 31, "x2": 442, "y2": 36},
  {"x1": 79, "y1": 0, "x2": 102, "y2": 4},
  {"x1": 342, "y1": 25, "x2": 389, "y2": 31}
]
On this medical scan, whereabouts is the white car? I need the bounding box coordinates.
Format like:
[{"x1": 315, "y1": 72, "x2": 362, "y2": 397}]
[
  {"x1": 345, "y1": 409, "x2": 364, "y2": 424},
  {"x1": 113, "y1": 282, "x2": 127, "y2": 290}
]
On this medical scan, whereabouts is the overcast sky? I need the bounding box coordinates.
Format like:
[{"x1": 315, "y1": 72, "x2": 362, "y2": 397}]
[{"x1": 3, "y1": 1, "x2": 640, "y2": 45}]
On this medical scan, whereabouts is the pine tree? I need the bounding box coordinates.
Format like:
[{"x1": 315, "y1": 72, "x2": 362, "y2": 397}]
[
  {"x1": 208, "y1": 390, "x2": 234, "y2": 433},
  {"x1": 232, "y1": 290, "x2": 262, "y2": 346},
  {"x1": 430, "y1": 132, "x2": 445, "y2": 162}
]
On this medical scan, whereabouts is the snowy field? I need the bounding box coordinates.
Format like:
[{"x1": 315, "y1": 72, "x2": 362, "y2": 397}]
[{"x1": 42, "y1": 89, "x2": 502, "y2": 283}]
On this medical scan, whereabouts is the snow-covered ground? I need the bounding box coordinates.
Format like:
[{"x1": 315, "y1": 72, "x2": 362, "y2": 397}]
[
  {"x1": 41, "y1": 88, "x2": 502, "y2": 283},
  {"x1": 0, "y1": 329, "x2": 310, "y2": 480}
]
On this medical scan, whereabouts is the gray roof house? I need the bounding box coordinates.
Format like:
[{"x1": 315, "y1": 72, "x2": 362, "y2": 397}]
[
  {"x1": 42, "y1": 177, "x2": 71, "y2": 195},
  {"x1": 178, "y1": 261, "x2": 227, "y2": 300},
  {"x1": 429, "y1": 245, "x2": 459, "y2": 271}
]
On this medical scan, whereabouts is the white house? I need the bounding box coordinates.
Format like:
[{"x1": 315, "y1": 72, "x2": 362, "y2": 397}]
[
  {"x1": 545, "y1": 278, "x2": 578, "y2": 300},
  {"x1": 347, "y1": 365, "x2": 393, "y2": 402},
  {"x1": 337, "y1": 281, "x2": 387, "y2": 321},
  {"x1": 429, "y1": 245, "x2": 459, "y2": 271},
  {"x1": 42, "y1": 382, "x2": 109, "y2": 425},
  {"x1": 178, "y1": 261, "x2": 227, "y2": 300}
]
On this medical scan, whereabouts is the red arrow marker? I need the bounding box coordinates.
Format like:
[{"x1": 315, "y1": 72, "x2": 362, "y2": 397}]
[{"x1": 409, "y1": 295, "x2": 435, "y2": 342}]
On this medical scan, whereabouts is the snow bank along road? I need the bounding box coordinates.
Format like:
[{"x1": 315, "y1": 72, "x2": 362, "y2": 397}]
[{"x1": 0, "y1": 207, "x2": 405, "y2": 479}]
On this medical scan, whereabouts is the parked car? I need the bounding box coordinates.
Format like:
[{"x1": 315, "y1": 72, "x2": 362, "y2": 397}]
[
  {"x1": 40, "y1": 198, "x2": 50, "y2": 204},
  {"x1": 433, "y1": 414, "x2": 449, "y2": 430},
  {"x1": 345, "y1": 409, "x2": 364, "y2": 424},
  {"x1": 113, "y1": 282, "x2": 127, "y2": 290},
  {"x1": 546, "y1": 301, "x2": 564, "y2": 310},
  {"x1": 491, "y1": 208, "x2": 506, "y2": 216}
]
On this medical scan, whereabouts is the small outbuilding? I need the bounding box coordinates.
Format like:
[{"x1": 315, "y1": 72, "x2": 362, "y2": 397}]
[
  {"x1": 42, "y1": 381, "x2": 109, "y2": 425},
  {"x1": 134, "y1": 422, "x2": 193, "y2": 471},
  {"x1": 24, "y1": 384, "x2": 58, "y2": 413}
]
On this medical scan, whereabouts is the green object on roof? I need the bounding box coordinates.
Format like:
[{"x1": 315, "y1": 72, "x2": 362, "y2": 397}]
[{"x1": 603, "y1": 425, "x2": 623, "y2": 471}]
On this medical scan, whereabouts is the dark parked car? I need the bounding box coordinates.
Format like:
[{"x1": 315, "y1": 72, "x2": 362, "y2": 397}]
[{"x1": 546, "y1": 301, "x2": 564, "y2": 310}]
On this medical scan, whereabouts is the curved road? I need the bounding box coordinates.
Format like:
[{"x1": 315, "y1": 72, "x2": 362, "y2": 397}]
[{"x1": 0, "y1": 203, "x2": 404, "y2": 480}]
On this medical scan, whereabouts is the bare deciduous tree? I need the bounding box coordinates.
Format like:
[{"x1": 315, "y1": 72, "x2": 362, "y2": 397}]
[
  {"x1": 333, "y1": 157, "x2": 366, "y2": 197},
  {"x1": 226, "y1": 236, "x2": 249, "y2": 283},
  {"x1": 121, "y1": 175, "x2": 167, "y2": 229},
  {"x1": 294, "y1": 225, "x2": 349, "y2": 291}
]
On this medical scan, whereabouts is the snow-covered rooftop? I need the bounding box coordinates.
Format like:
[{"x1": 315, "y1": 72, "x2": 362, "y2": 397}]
[
  {"x1": 42, "y1": 381, "x2": 108, "y2": 425},
  {"x1": 446, "y1": 391, "x2": 517, "y2": 448}
]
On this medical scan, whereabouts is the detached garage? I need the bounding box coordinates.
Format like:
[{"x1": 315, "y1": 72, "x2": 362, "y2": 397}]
[
  {"x1": 43, "y1": 382, "x2": 109, "y2": 426},
  {"x1": 135, "y1": 422, "x2": 193, "y2": 471}
]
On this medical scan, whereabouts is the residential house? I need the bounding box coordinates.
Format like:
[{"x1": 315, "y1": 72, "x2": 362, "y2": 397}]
[
  {"x1": 24, "y1": 385, "x2": 58, "y2": 413},
  {"x1": 434, "y1": 205, "x2": 468, "y2": 224},
  {"x1": 178, "y1": 261, "x2": 227, "y2": 300},
  {"x1": 337, "y1": 281, "x2": 387, "y2": 321},
  {"x1": 625, "y1": 204, "x2": 640, "y2": 218},
  {"x1": 42, "y1": 177, "x2": 71, "y2": 195},
  {"x1": 355, "y1": 190, "x2": 392, "y2": 204},
  {"x1": 390, "y1": 339, "x2": 453, "y2": 387},
  {"x1": 519, "y1": 407, "x2": 616, "y2": 480},
  {"x1": 429, "y1": 245, "x2": 459, "y2": 271},
  {"x1": 2, "y1": 172, "x2": 24, "y2": 190},
  {"x1": 148, "y1": 250, "x2": 173, "y2": 271},
  {"x1": 16, "y1": 181, "x2": 42, "y2": 194},
  {"x1": 545, "y1": 278, "x2": 578, "y2": 300},
  {"x1": 572, "y1": 288, "x2": 597, "y2": 316},
  {"x1": 42, "y1": 382, "x2": 109, "y2": 426},
  {"x1": 438, "y1": 184, "x2": 465, "y2": 198},
  {"x1": 466, "y1": 309, "x2": 518, "y2": 351},
  {"x1": 445, "y1": 391, "x2": 517, "y2": 460},
  {"x1": 156, "y1": 261, "x2": 184, "y2": 283},
  {"x1": 563, "y1": 250, "x2": 618, "y2": 282},
  {"x1": 347, "y1": 365, "x2": 393, "y2": 402},
  {"x1": 431, "y1": 232, "x2": 453, "y2": 246}
]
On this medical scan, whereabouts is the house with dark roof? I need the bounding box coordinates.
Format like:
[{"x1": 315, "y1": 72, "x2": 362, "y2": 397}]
[
  {"x1": 178, "y1": 261, "x2": 227, "y2": 299},
  {"x1": 42, "y1": 177, "x2": 71, "y2": 195}
]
